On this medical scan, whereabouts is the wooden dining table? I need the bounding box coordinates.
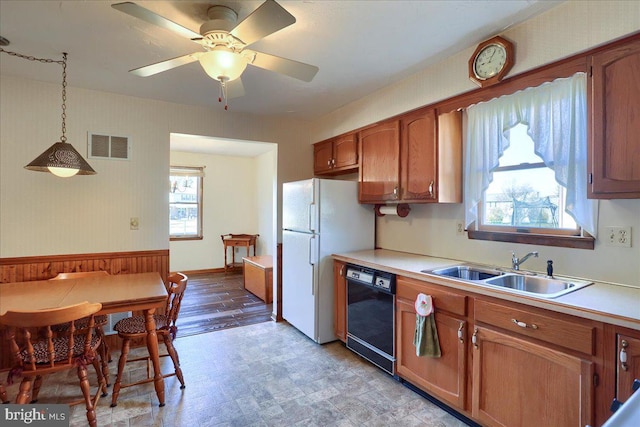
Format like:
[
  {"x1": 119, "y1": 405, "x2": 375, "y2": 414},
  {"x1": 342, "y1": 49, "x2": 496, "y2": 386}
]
[{"x1": 0, "y1": 272, "x2": 169, "y2": 406}]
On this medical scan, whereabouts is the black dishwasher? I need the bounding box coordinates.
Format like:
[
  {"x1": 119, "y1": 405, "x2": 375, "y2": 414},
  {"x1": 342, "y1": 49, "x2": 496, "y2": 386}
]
[{"x1": 345, "y1": 264, "x2": 396, "y2": 375}]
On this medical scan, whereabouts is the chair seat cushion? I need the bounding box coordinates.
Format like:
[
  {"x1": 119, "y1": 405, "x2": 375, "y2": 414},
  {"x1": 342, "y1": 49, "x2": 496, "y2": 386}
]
[
  {"x1": 21, "y1": 334, "x2": 101, "y2": 364},
  {"x1": 51, "y1": 315, "x2": 108, "y2": 332},
  {"x1": 113, "y1": 315, "x2": 170, "y2": 335}
]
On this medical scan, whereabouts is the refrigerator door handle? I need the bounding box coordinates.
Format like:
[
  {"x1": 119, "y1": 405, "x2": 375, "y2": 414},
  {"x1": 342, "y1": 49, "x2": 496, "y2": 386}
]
[
  {"x1": 309, "y1": 235, "x2": 318, "y2": 296},
  {"x1": 309, "y1": 235, "x2": 317, "y2": 266},
  {"x1": 308, "y1": 203, "x2": 317, "y2": 232}
]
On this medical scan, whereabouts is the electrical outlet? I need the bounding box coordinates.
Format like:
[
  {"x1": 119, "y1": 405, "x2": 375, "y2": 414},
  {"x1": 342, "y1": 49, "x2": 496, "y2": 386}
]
[
  {"x1": 456, "y1": 222, "x2": 465, "y2": 236},
  {"x1": 605, "y1": 226, "x2": 632, "y2": 247}
]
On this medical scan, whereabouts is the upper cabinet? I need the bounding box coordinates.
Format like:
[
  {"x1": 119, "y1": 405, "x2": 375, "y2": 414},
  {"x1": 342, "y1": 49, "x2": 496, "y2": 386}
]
[
  {"x1": 313, "y1": 133, "x2": 358, "y2": 175},
  {"x1": 358, "y1": 108, "x2": 462, "y2": 204},
  {"x1": 589, "y1": 37, "x2": 640, "y2": 198},
  {"x1": 358, "y1": 120, "x2": 401, "y2": 202}
]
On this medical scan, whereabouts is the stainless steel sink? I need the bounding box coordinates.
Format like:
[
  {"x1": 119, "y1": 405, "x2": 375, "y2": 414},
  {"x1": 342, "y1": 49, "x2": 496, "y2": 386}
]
[
  {"x1": 484, "y1": 274, "x2": 592, "y2": 298},
  {"x1": 425, "y1": 265, "x2": 504, "y2": 280},
  {"x1": 424, "y1": 264, "x2": 592, "y2": 299}
]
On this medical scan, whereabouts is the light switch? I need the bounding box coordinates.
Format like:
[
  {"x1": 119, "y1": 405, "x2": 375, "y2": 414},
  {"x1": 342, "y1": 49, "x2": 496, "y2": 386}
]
[{"x1": 130, "y1": 217, "x2": 139, "y2": 230}]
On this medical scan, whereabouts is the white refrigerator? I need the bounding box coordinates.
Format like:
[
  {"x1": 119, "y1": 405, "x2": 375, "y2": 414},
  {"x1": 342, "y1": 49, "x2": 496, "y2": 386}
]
[{"x1": 282, "y1": 178, "x2": 374, "y2": 344}]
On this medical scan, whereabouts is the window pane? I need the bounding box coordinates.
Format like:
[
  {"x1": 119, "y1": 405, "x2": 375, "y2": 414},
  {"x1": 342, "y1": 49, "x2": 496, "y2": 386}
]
[
  {"x1": 482, "y1": 124, "x2": 577, "y2": 230},
  {"x1": 170, "y1": 169, "x2": 202, "y2": 238}
]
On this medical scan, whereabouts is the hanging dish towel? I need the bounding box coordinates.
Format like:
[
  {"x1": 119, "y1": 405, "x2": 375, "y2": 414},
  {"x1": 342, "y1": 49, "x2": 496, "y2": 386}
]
[{"x1": 413, "y1": 293, "x2": 441, "y2": 357}]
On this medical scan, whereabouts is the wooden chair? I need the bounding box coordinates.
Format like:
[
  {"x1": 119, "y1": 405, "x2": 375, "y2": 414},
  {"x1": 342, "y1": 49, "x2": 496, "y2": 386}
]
[
  {"x1": 50, "y1": 270, "x2": 112, "y2": 384},
  {"x1": 0, "y1": 302, "x2": 108, "y2": 427},
  {"x1": 110, "y1": 272, "x2": 188, "y2": 407},
  {"x1": 0, "y1": 382, "x2": 8, "y2": 403}
]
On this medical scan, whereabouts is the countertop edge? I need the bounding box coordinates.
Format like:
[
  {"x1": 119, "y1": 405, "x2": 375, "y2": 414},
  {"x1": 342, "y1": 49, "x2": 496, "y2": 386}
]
[{"x1": 333, "y1": 250, "x2": 640, "y2": 331}]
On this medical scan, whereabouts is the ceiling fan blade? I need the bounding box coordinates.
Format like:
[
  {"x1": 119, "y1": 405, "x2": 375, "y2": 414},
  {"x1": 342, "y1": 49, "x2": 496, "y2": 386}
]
[
  {"x1": 227, "y1": 78, "x2": 245, "y2": 99},
  {"x1": 130, "y1": 53, "x2": 199, "y2": 77},
  {"x1": 112, "y1": 2, "x2": 201, "y2": 40},
  {"x1": 230, "y1": 0, "x2": 296, "y2": 47},
  {"x1": 247, "y1": 50, "x2": 319, "y2": 82}
]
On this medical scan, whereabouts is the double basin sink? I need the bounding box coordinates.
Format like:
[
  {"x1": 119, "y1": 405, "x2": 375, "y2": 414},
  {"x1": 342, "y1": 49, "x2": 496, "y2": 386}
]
[{"x1": 424, "y1": 265, "x2": 592, "y2": 299}]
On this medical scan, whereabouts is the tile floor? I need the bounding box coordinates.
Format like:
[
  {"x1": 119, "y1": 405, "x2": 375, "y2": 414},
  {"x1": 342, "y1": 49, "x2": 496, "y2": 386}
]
[{"x1": 4, "y1": 321, "x2": 470, "y2": 426}]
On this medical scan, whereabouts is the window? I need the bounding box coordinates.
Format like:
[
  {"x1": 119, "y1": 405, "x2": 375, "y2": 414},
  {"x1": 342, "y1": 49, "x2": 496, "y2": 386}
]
[
  {"x1": 464, "y1": 73, "x2": 597, "y2": 249},
  {"x1": 170, "y1": 166, "x2": 203, "y2": 240},
  {"x1": 480, "y1": 124, "x2": 579, "y2": 235}
]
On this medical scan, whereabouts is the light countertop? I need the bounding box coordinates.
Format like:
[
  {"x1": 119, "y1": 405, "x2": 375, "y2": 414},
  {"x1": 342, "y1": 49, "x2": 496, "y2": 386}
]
[{"x1": 333, "y1": 249, "x2": 640, "y2": 330}]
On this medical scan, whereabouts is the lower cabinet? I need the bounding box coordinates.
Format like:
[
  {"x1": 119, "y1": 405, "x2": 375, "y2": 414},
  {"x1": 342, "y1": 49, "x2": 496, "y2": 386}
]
[
  {"x1": 333, "y1": 260, "x2": 347, "y2": 342},
  {"x1": 471, "y1": 325, "x2": 594, "y2": 427},
  {"x1": 395, "y1": 276, "x2": 468, "y2": 409},
  {"x1": 615, "y1": 329, "x2": 640, "y2": 402},
  {"x1": 393, "y1": 276, "x2": 600, "y2": 427}
]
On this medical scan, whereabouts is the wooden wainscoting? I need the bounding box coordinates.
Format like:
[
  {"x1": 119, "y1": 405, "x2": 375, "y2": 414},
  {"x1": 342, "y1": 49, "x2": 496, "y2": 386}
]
[{"x1": 0, "y1": 249, "x2": 169, "y2": 284}]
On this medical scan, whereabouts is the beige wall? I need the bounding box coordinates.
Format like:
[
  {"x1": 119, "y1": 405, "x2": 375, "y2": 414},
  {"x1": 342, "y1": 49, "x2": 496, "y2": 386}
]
[
  {"x1": 309, "y1": 1, "x2": 640, "y2": 287},
  {"x1": 0, "y1": 75, "x2": 311, "y2": 260}
]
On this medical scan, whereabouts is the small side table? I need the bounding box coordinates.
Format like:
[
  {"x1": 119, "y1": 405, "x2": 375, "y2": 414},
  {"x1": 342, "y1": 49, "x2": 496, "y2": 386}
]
[
  {"x1": 221, "y1": 234, "x2": 259, "y2": 273},
  {"x1": 243, "y1": 255, "x2": 273, "y2": 304}
]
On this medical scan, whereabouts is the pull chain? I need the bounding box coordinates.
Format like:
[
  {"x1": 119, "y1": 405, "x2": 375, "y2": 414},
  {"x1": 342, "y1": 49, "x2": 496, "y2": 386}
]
[{"x1": 218, "y1": 77, "x2": 229, "y2": 110}]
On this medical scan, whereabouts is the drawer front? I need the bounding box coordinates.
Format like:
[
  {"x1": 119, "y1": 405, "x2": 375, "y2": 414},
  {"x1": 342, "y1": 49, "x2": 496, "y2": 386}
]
[
  {"x1": 475, "y1": 299, "x2": 595, "y2": 355},
  {"x1": 397, "y1": 276, "x2": 466, "y2": 316}
]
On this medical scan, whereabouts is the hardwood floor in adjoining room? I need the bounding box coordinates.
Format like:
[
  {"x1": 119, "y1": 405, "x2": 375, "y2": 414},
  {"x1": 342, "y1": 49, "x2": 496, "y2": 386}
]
[{"x1": 176, "y1": 271, "x2": 274, "y2": 338}]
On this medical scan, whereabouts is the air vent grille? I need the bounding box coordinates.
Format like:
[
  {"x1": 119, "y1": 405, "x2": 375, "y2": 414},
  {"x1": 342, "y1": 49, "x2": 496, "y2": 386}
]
[{"x1": 88, "y1": 133, "x2": 131, "y2": 160}]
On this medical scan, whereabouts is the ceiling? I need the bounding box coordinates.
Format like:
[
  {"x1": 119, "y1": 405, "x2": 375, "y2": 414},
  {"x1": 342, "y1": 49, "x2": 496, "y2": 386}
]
[{"x1": 0, "y1": 0, "x2": 562, "y2": 156}]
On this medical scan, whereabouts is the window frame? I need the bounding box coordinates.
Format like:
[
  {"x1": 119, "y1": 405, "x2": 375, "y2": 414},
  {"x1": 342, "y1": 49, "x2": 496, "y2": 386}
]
[
  {"x1": 169, "y1": 166, "x2": 204, "y2": 241},
  {"x1": 450, "y1": 59, "x2": 595, "y2": 250}
]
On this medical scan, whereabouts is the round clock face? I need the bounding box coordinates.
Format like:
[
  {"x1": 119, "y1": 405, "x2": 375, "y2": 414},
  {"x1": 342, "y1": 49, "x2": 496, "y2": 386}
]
[{"x1": 473, "y1": 43, "x2": 508, "y2": 80}]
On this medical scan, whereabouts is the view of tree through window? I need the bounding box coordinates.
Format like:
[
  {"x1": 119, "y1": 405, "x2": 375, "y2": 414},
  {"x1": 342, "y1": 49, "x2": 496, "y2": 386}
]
[
  {"x1": 170, "y1": 167, "x2": 203, "y2": 239},
  {"x1": 481, "y1": 124, "x2": 578, "y2": 232}
]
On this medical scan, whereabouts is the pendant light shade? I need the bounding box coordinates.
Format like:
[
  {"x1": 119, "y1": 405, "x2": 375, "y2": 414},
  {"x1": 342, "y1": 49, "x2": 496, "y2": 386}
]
[
  {"x1": 0, "y1": 49, "x2": 98, "y2": 177},
  {"x1": 25, "y1": 141, "x2": 97, "y2": 177}
]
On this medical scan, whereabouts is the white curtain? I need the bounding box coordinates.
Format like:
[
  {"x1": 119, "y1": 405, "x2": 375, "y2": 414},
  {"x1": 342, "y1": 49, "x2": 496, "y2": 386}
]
[{"x1": 464, "y1": 73, "x2": 598, "y2": 236}]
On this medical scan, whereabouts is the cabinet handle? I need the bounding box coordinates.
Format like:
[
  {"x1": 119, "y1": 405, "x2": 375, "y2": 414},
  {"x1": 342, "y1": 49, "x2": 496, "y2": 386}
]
[
  {"x1": 327, "y1": 159, "x2": 332, "y2": 167},
  {"x1": 339, "y1": 265, "x2": 345, "y2": 276},
  {"x1": 472, "y1": 327, "x2": 478, "y2": 349},
  {"x1": 428, "y1": 180, "x2": 434, "y2": 197},
  {"x1": 331, "y1": 158, "x2": 336, "y2": 167},
  {"x1": 620, "y1": 340, "x2": 629, "y2": 371},
  {"x1": 512, "y1": 318, "x2": 538, "y2": 330},
  {"x1": 393, "y1": 186, "x2": 399, "y2": 199},
  {"x1": 458, "y1": 322, "x2": 464, "y2": 343}
]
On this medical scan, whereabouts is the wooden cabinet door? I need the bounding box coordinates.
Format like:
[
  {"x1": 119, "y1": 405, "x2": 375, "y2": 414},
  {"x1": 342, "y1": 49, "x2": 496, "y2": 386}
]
[
  {"x1": 396, "y1": 296, "x2": 467, "y2": 409},
  {"x1": 333, "y1": 133, "x2": 358, "y2": 170},
  {"x1": 400, "y1": 108, "x2": 437, "y2": 201},
  {"x1": 313, "y1": 139, "x2": 334, "y2": 174},
  {"x1": 472, "y1": 326, "x2": 594, "y2": 427},
  {"x1": 333, "y1": 260, "x2": 347, "y2": 342},
  {"x1": 589, "y1": 38, "x2": 640, "y2": 198},
  {"x1": 358, "y1": 121, "x2": 400, "y2": 203},
  {"x1": 617, "y1": 333, "x2": 640, "y2": 401}
]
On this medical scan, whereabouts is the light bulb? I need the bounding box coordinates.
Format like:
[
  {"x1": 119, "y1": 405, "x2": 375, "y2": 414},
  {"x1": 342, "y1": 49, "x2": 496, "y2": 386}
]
[{"x1": 48, "y1": 166, "x2": 79, "y2": 178}]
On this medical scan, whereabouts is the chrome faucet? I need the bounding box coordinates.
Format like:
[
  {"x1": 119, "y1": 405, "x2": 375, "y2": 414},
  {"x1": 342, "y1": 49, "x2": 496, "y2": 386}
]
[{"x1": 511, "y1": 251, "x2": 539, "y2": 270}]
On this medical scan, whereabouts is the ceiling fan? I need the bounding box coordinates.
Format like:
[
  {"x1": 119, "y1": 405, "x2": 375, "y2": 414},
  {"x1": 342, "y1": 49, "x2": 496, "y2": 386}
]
[{"x1": 112, "y1": 0, "x2": 319, "y2": 107}]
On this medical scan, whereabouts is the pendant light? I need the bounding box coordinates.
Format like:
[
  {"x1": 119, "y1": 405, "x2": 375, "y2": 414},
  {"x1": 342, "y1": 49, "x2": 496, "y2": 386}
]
[{"x1": 0, "y1": 46, "x2": 96, "y2": 177}]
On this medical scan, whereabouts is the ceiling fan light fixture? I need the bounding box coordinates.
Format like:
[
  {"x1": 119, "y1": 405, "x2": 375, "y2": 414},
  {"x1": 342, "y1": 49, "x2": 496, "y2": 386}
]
[{"x1": 199, "y1": 47, "x2": 248, "y2": 82}]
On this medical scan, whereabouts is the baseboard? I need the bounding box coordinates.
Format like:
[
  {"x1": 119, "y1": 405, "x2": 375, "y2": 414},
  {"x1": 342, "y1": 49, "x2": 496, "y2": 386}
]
[{"x1": 172, "y1": 267, "x2": 242, "y2": 275}]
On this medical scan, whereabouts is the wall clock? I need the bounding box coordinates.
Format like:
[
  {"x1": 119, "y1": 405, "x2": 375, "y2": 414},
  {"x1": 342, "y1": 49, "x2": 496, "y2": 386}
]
[{"x1": 468, "y1": 36, "x2": 514, "y2": 88}]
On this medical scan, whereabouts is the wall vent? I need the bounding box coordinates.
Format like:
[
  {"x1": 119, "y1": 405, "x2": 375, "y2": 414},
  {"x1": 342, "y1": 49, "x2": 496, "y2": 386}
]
[{"x1": 88, "y1": 132, "x2": 131, "y2": 160}]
